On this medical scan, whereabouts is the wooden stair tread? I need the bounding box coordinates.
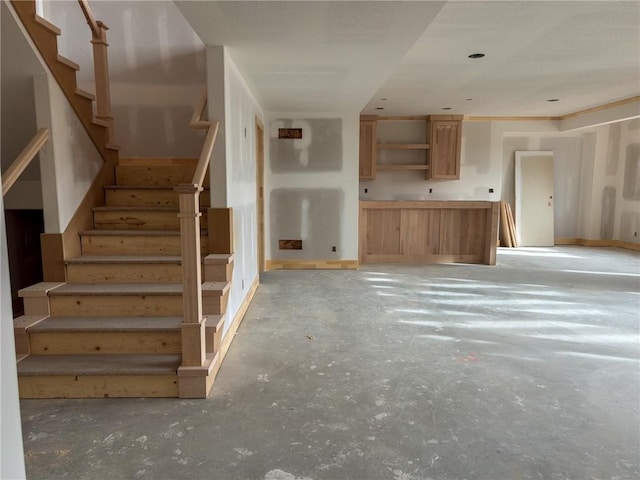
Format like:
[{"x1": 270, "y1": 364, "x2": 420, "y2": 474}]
[
  {"x1": 93, "y1": 205, "x2": 184, "y2": 212},
  {"x1": 56, "y1": 54, "x2": 79, "y2": 71},
  {"x1": 75, "y1": 88, "x2": 95, "y2": 101},
  {"x1": 29, "y1": 316, "x2": 182, "y2": 333},
  {"x1": 203, "y1": 281, "x2": 230, "y2": 295},
  {"x1": 17, "y1": 354, "x2": 182, "y2": 376},
  {"x1": 204, "y1": 253, "x2": 235, "y2": 265},
  {"x1": 34, "y1": 15, "x2": 61, "y2": 35},
  {"x1": 52, "y1": 283, "x2": 184, "y2": 296},
  {"x1": 105, "y1": 185, "x2": 209, "y2": 191},
  {"x1": 66, "y1": 255, "x2": 182, "y2": 265},
  {"x1": 119, "y1": 158, "x2": 199, "y2": 166},
  {"x1": 80, "y1": 229, "x2": 193, "y2": 236}
]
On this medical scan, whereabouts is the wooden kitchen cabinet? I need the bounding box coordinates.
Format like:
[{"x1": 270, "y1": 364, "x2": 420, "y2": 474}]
[
  {"x1": 359, "y1": 117, "x2": 377, "y2": 180},
  {"x1": 427, "y1": 115, "x2": 462, "y2": 180}
]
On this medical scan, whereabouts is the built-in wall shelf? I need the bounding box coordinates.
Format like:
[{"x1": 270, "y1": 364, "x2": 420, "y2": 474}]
[
  {"x1": 359, "y1": 114, "x2": 462, "y2": 181},
  {"x1": 377, "y1": 165, "x2": 430, "y2": 171},
  {"x1": 377, "y1": 144, "x2": 430, "y2": 150}
]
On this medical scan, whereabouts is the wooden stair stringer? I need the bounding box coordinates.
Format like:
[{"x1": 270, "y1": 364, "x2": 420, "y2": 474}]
[{"x1": 9, "y1": 0, "x2": 118, "y2": 164}]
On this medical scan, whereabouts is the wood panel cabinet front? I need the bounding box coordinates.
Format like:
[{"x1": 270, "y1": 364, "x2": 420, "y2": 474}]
[
  {"x1": 428, "y1": 117, "x2": 462, "y2": 180},
  {"x1": 359, "y1": 120, "x2": 377, "y2": 180}
]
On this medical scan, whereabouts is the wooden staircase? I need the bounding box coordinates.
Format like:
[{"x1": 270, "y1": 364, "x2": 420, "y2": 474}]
[{"x1": 15, "y1": 158, "x2": 234, "y2": 398}]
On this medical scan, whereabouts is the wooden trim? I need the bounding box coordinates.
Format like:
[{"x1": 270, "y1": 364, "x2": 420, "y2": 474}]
[
  {"x1": 266, "y1": 260, "x2": 359, "y2": 270},
  {"x1": 40, "y1": 234, "x2": 65, "y2": 282},
  {"x1": 208, "y1": 208, "x2": 234, "y2": 254},
  {"x1": 484, "y1": 201, "x2": 499, "y2": 265},
  {"x1": 2, "y1": 128, "x2": 49, "y2": 195},
  {"x1": 377, "y1": 165, "x2": 429, "y2": 171},
  {"x1": 377, "y1": 116, "x2": 428, "y2": 121},
  {"x1": 378, "y1": 144, "x2": 429, "y2": 150},
  {"x1": 360, "y1": 200, "x2": 495, "y2": 209},
  {"x1": 365, "y1": 254, "x2": 484, "y2": 264},
  {"x1": 554, "y1": 238, "x2": 640, "y2": 252},
  {"x1": 359, "y1": 115, "x2": 378, "y2": 122},
  {"x1": 558, "y1": 96, "x2": 640, "y2": 120},
  {"x1": 256, "y1": 118, "x2": 265, "y2": 273},
  {"x1": 219, "y1": 277, "x2": 259, "y2": 361},
  {"x1": 464, "y1": 116, "x2": 560, "y2": 122},
  {"x1": 464, "y1": 96, "x2": 640, "y2": 123}
]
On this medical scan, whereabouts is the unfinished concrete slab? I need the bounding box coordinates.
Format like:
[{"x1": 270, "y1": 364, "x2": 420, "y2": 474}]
[{"x1": 20, "y1": 246, "x2": 639, "y2": 479}]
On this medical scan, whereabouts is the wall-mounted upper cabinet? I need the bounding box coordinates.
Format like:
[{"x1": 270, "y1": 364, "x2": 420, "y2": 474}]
[
  {"x1": 359, "y1": 114, "x2": 462, "y2": 181},
  {"x1": 427, "y1": 115, "x2": 463, "y2": 180},
  {"x1": 359, "y1": 116, "x2": 377, "y2": 180}
]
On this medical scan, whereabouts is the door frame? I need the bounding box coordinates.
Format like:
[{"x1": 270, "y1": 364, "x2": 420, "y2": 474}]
[
  {"x1": 255, "y1": 116, "x2": 265, "y2": 273},
  {"x1": 514, "y1": 150, "x2": 554, "y2": 246}
]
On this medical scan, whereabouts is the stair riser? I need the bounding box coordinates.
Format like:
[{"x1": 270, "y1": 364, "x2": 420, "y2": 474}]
[
  {"x1": 29, "y1": 332, "x2": 181, "y2": 355},
  {"x1": 94, "y1": 210, "x2": 208, "y2": 230},
  {"x1": 105, "y1": 189, "x2": 210, "y2": 207},
  {"x1": 19, "y1": 375, "x2": 178, "y2": 398},
  {"x1": 67, "y1": 263, "x2": 182, "y2": 283},
  {"x1": 115, "y1": 166, "x2": 209, "y2": 186},
  {"x1": 50, "y1": 295, "x2": 183, "y2": 317},
  {"x1": 81, "y1": 235, "x2": 209, "y2": 256},
  {"x1": 204, "y1": 262, "x2": 234, "y2": 283}
]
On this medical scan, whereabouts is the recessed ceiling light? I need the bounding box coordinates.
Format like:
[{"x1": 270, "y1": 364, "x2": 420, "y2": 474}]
[
  {"x1": 468, "y1": 53, "x2": 485, "y2": 59},
  {"x1": 376, "y1": 107, "x2": 384, "y2": 110},
  {"x1": 442, "y1": 107, "x2": 452, "y2": 110},
  {"x1": 466, "y1": 98, "x2": 473, "y2": 101},
  {"x1": 547, "y1": 98, "x2": 560, "y2": 102},
  {"x1": 380, "y1": 98, "x2": 388, "y2": 101}
]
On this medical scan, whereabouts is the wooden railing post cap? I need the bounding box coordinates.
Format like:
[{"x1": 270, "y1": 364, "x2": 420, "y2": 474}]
[{"x1": 175, "y1": 184, "x2": 203, "y2": 194}]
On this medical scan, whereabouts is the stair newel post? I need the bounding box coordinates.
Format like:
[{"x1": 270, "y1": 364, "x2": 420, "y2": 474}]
[
  {"x1": 176, "y1": 184, "x2": 206, "y2": 367},
  {"x1": 91, "y1": 21, "x2": 114, "y2": 142}
]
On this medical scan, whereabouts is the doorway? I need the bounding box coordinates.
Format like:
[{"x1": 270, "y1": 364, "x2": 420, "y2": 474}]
[{"x1": 515, "y1": 151, "x2": 554, "y2": 246}]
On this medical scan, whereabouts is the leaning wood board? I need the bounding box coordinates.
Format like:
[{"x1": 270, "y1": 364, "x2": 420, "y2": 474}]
[{"x1": 359, "y1": 201, "x2": 499, "y2": 265}]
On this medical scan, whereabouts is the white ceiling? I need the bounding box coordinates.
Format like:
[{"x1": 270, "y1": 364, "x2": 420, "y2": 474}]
[{"x1": 177, "y1": 0, "x2": 639, "y2": 116}]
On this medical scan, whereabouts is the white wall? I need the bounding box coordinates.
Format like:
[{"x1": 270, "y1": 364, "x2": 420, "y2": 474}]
[
  {"x1": 45, "y1": 0, "x2": 206, "y2": 157},
  {"x1": 0, "y1": 177, "x2": 27, "y2": 480},
  {"x1": 265, "y1": 112, "x2": 359, "y2": 261},
  {"x1": 206, "y1": 47, "x2": 264, "y2": 333}
]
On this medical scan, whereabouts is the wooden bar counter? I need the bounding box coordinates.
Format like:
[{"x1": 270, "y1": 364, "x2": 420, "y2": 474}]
[{"x1": 359, "y1": 200, "x2": 499, "y2": 265}]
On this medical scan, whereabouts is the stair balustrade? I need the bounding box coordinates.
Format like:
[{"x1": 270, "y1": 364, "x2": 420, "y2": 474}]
[
  {"x1": 177, "y1": 90, "x2": 219, "y2": 367},
  {"x1": 77, "y1": 0, "x2": 114, "y2": 143}
]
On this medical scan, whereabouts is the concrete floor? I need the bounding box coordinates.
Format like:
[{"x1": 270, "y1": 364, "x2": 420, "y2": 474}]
[{"x1": 20, "y1": 246, "x2": 640, "y2": 480}]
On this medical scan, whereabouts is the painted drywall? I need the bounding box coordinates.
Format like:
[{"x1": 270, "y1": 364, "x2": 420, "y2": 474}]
[
  {"x1": 44, "y1": 0, "x2": 206, "y2": 157},
  {"x1": 1, "y1": 1, "x2": 45, "y2": 206},
  {"x1": 206, "y1": 47, "x2": 264, "y2": 333},
  {"x1": 41, "y1": 74, "x2": 103, "y2": 233},
  {"x1": 266, "y1": 112, "x2": 359, "y2": 261},
  {"x1": 583, "y1": 118, "x2": 640, "y2": 244},
  {"x1": 0, "y1": 178, "x2": 27, "y2": 480}
]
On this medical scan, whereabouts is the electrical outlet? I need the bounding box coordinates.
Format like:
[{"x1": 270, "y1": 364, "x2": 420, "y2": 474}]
[
  {"x1": 364, "y1": 188, "x2": 368, "y2": 194},
  {"x1": 242, "y1": 279, "x2": 245, "y2": 289},
  {"x1": 489, "y1": 188, "x2": 494, "y2": 193},
  {"x1": 332, "y1": 246, "x2": 337, "y2": 252},
  {"x1": 634, "y1": 231, "x2": 638, "y2": 237},
  {"x1": 429, "y1": 188, "x2": 433, "y2": 193}
]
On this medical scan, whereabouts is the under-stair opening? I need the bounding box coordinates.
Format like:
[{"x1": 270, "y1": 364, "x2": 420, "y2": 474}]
[{"x1": 4, "y1": 209, "x2": 44, "y2": 317}]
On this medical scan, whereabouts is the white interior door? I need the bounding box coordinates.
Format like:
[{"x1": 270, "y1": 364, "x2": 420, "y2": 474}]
[{"x1": 515, "y1": 151, "x2": 554, "y2": 246}]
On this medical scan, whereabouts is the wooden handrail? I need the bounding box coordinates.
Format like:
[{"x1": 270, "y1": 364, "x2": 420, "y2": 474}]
[
  {"x1": 77, "y1": 0, "x2": 100, "y2": 37},
  {"x1": 190, "y1": 87, "x2": 209, "y2": 130},
  {"x1": 2, "y1": 128, "x2": 49, "y2": 196},
  {"x1": 192, "y1": 122, "x2": 219, "y2": 187}
]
